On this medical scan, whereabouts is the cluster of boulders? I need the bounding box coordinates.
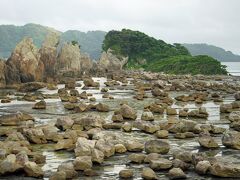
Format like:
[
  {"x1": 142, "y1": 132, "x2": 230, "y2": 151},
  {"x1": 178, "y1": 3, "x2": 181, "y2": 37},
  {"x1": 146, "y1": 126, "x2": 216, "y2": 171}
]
[
  {"x1": 0, "y1": 34, "x2": 128, "y2": 88},
  {"x1": 2, "y1": 68, "x2": 240, "y2": 179}
]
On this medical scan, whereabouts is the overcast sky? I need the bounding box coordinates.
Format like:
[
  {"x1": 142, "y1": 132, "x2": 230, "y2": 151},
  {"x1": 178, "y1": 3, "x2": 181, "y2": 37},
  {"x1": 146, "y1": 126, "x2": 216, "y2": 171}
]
[{"x1": 0, "y1": 0, "x2": 239, "y2": 54}]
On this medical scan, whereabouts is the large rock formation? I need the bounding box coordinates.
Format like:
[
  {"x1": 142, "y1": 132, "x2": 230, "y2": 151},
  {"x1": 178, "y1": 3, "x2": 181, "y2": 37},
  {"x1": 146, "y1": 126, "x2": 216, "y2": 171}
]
[
  {"x1": 98, "y1": 49, "x2": 128, "y2": 72},
  {"x1": 5, "y1": 38, "x2": 44, "y2": 84},
  {"x1": 2, "y1": 36, "x2": 127, "y2": 85},
  {"x1": 57, "y1": 43, "x2": 93, "y2": 75},
  {"x1": 0, "y1": 59, "x2": 6, "y2": 87},
  {"x1": 39, "y1": 32, "x2": 60, "y2": 81}
]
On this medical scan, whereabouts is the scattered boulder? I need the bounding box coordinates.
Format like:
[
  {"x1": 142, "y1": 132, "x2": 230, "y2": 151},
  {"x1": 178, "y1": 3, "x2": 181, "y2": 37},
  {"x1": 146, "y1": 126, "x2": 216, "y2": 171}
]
[
  {"x1": 73, "y1": 156, "x2": 92, "y2": 171},
  {"x1": 141, "y1": 111, "x2": 154, "y2": 121},
  {"x1": 115, "y1": 144, "x2": 127, "y2": 153},
  {"x1": 24, "y1": 161, "x2": 43, "y2": 178},
  {"x1": 57, "y1": 162, "x2": 78, "y2": 179},
  {"x1": 142, "y1": 167, "x2": 157, "y2": 180},
  {"x1": 32, "y1": 100, "x2": 46, "y2": 109},
  {"x1": 168, "y1": 168, "x2": 186, "y2": 179},
  {"x1": 234, "y1": 92, "x2": 240, "y2": 101},
  {"x1": 83, "y1": 78, "x2": 99, "y2": 87},
  {"x1": 55, "y1": 116, "x2": 74, "y2": 130},
  {"x1": 172, "y1": 159, "x2": 190, "y2": 171},
  {"x1": 128, "y1": 153, "x2": 146, "y2": 164},
  {"x1": 96, "y1": 103, "x2": 110, "y2": 112},
  {"x1": 198, "y1": 133, "x2": 219, "y2": 148},
  {"x1": 167, "y1": 107, "x2": 177, "y2": 115},
  {"x1": 155, "y1": 130, "x2": 168, "y2": 139},
  {"x1": 23, "y1": 128, "x2": 47, "y2": 144},
  {"x1": 49, "y1": 171, "x2": 67, "y2": 180},
  {"x1": 19, "y1": 82, "x2": 46, "y2": 92},
  {"x1": 55, "y1": 139, "x2": 74, "y2": 150},
  {"x1": 144, "y1": 153, "x2": 161, "y2": 163},
  {"x1": 74, "y1": 115, "x2": 105, "y2": 130},
  {"x1": 95, "y1": 139, "x2": 115, "y2": 157},
  {"x1": 222, "y1": 131, "x2": 240, "y2": 150},
  {"x1": 91, "y1": 148, "x2": 105, "y2": 164},
  {"x1": 119, "y1": 104, "x2": 137, "y2": 120},
  {"x1": 145, "y1": 140, "x2": 170, "y2": 154},
  {"x1": 210, "y1": 162, "x2": 240, "y2": 178},
  {"x1": 150, "y1": 158, "x2": 172, "y2": 170},
  {"x1": 220, "y1": 103, "x2": 233, "y2": 113},
  {"x1": 112, "y1": 114, "x2": 124, "y2": 122},
  {"x1": 122, "y1": 122, "x2": 132, "y2": 132},
  {"x1": 195, "y1": 160, "x2": 211, "y2": 175},
  {"x1": 75, "y1": 137, "x2": 96, "y2": 157},
  {"x1": 0, "y1": 154, "x2": 22, "y2": 175},
  {"x1": 119, "y1": 169, "x2": 134, "y2": 178},
  {"x1": 125, "y1": 140, "x2": 144, "y2": 152},
  {"x1": 229, "y1": 111, "x2": 240, "y2": 122}
]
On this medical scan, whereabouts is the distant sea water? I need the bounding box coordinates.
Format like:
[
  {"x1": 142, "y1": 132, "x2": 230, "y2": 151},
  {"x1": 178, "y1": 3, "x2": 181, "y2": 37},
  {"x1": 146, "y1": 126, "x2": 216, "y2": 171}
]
[{"x1": 222, "y1": 62, "x2": 240, "y2": 76}]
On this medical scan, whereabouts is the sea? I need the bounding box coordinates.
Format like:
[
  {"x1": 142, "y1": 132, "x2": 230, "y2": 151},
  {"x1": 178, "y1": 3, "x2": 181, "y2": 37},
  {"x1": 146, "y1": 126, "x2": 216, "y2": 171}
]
[{"x1": 222, "y1": 62, "x2": 240, "y2": 76}]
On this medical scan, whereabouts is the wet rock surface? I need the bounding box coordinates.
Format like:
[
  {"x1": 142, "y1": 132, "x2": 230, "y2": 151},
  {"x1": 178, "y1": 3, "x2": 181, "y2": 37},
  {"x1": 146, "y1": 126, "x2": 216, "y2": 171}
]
[{"x1": 0, "y1": 74, "x2": 240, "y2": 179}]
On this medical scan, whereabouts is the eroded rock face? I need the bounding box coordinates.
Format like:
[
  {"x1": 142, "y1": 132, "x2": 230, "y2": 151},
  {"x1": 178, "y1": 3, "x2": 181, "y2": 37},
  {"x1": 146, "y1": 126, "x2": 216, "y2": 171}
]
[
  {"x1": 57, "y1": 43, "x2": 93, "y2": 75},
  {"x1": 98, "y1": 49, "x2": 128, "y2": 72},
  {"x1": 5, "y1": 38, "x2": 44, "y2": 84},
  {"x1": 0, "y1": 59, "x2": 6, "y2": 87},
  {"x1": 39, "y1": 32, "x2": 60, "y2": 80}
]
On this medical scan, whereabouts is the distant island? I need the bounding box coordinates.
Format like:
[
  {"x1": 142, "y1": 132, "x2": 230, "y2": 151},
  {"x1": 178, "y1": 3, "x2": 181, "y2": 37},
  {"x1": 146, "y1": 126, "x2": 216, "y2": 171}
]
[
  {"x1": 103, "y1": 29, "x2": 227, "y2": 75},
  {"x1": 183, "y1": 43, "x2": 240, "y2": 62}
]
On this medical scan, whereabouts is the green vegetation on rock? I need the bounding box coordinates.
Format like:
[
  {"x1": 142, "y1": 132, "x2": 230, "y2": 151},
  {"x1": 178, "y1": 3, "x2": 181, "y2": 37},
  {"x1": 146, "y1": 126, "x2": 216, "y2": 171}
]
[
  {"x1": 103, "y1": 29, "x2": 189, "y2": 64},
  {"x1": 103, "y1": 29, "x2": 228, "y2": 75},
  {"x1": 145, "y1": 55, "x2": 228, "y2": 75}
]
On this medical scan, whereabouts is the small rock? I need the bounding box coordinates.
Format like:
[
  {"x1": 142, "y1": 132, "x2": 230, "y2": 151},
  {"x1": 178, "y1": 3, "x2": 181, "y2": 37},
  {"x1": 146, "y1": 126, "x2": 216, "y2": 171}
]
[
  {"x1": 195, "y1": 160, "x2": 211, "y2": 175},
  {"x1": 198, "y1": 133, "x2": 219, "y2": 148},
  {"x1": 168, "y1": 168, "x2": 186, "y2": 179},
  {"x1": 145, "y1": 140, "x2": 170, "y2": 154},
  {"x1": 115, "y1": 144, "x2": 127, "y2": 153},
  {"x1": 150, "y1": 158, "x2": 172, "y2": 170},
  {"x1": 96, "y1": 103, "x2": 109, "y2": 112},
  {"x1": 167, "y1": 107, "x2": 177, "y2": 115},
  {"x1": 120, "y1": 104, "x2": 137, "y2": 120},
  {"x1": 144, "y1": 153, "x2": 161, "y2": 163},
  {"x1": 128, "y1": 153, "x2": 146, "y2": 163},
  {"x1": 24, "y1": 161, "x2": 43, "y2": 178},
  {"x1": 210, "y1": 162, "x2": 240, "y2": 177},
  {"x1": 155, "y1": 130, "x2": 168, "y2": 139},
  {"x1": 112, "y1": 114, "x2": 124, "y2": 122},
  {"x1": 122, "y1": 122, "x2": 132, "y2": 132},
  {"x1": 58, "y1": 162, "x2": 78, "y2": 179},
  {"x1": 125, "y1": 140, "x2": 144, "y2": 152},
  {"x1": 141, "y1": 167, "x2": 157, "y2": 180},
  {"x1": 84, "y1": 169, "x2": 98, "y2": 176},
  {"x1": 73, "y1": 156, "x2": 92, "y2": 171},
  {"x1": 119, "y1": 169, "x2": 134, "y2": 178},
  {"x1": 141, "y1": 111, "x2": 154, "y2": 121},
  {"x1": 49, "y1": 171, "x2": 67, "y2": 180},
  {"x1": 55, "y1": 117, "x2": 74, "y2": 130}
]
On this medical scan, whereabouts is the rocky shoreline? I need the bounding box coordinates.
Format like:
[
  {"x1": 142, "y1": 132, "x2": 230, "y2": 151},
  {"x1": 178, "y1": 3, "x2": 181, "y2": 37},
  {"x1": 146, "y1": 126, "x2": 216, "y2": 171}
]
[{"x1": 0, "y1": 72, "x2": 240, "y2": 179}]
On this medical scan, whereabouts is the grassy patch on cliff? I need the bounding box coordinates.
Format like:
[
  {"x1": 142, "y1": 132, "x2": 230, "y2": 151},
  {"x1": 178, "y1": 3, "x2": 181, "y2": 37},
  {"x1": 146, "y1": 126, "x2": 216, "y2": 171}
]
[{"x1": 103, "y1": 29, "x2": 228, "y2": 75}]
